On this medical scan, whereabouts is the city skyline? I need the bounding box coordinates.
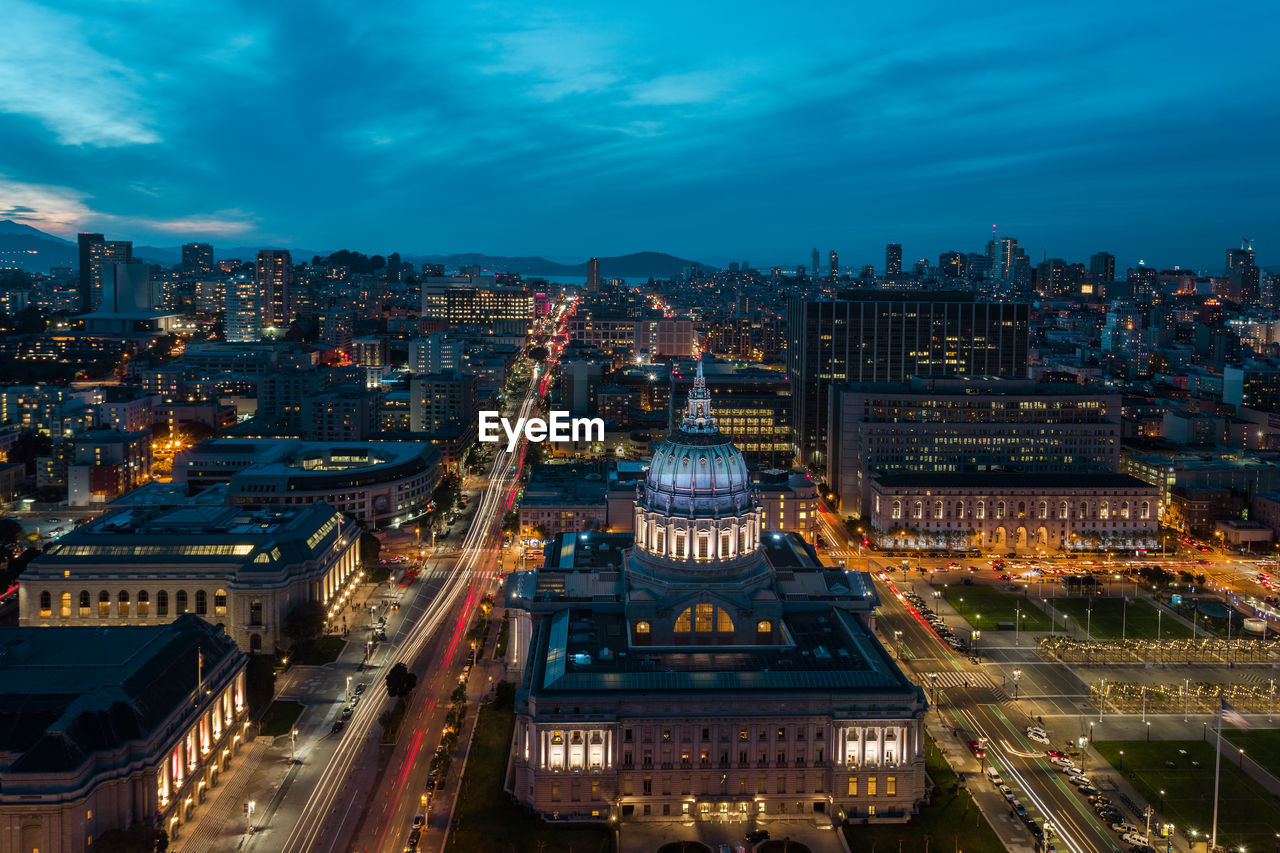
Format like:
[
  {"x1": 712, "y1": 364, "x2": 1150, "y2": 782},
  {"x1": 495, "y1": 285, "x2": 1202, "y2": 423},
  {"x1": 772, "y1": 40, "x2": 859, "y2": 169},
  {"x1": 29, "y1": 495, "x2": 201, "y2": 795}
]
[{"x1": 1, "y1": 0, "x2": 1277, "y2": 269}]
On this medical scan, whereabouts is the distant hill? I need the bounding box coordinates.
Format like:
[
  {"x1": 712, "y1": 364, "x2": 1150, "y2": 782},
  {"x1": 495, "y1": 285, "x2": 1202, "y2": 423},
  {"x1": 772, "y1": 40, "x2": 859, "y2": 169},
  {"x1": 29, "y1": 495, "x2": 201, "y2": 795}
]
[
  {"x1": 406, "y1": 250, "x2": 706, "y2": 279},
  {"x1": 0, "y1": 219, "x2": 77, "y2": 272}
]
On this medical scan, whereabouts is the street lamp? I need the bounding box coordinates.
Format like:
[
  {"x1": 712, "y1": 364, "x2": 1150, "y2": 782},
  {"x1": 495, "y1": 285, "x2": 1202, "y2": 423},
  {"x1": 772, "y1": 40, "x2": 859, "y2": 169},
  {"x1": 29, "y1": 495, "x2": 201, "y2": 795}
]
[
  {"x1": 1012, "y1": 669, "x2": 1022, "y2": 700},
  {"x1": 1089, "y1": 721, "x2": 1095, "y2": 743},
  {"x1": 290, "y1": 728, "x2": 299, "y2": 763},
  {"x1": 1118, "y1": 749, "x2": 1124, "y2": 772},
  {"x1": 1146, "y1": 721, "x2": 1151, "y2": 741}
]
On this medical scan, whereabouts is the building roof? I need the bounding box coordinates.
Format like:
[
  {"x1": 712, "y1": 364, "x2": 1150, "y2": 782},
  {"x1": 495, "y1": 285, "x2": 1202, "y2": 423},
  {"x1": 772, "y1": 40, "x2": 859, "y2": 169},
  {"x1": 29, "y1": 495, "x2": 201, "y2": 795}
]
[
  {"x1": 0, "y1": 616, "x2": 241, "y2": 775},
  {"x1": 872, "y1": 472, "x2": 1155, "y2": 490}
]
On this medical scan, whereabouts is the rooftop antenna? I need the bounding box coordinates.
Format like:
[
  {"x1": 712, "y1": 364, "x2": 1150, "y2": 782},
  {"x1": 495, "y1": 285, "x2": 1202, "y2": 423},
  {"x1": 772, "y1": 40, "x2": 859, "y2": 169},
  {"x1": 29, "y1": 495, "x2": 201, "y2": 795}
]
[{"x1": 1242, "y1": 237, "x2": 1253, "y2": 251}]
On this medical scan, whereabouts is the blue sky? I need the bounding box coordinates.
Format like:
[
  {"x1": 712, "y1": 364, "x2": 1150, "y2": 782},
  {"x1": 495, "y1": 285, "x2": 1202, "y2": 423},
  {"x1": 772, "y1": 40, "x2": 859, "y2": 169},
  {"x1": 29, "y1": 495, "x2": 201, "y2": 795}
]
[{"x1": 1, "y1": 0, "x2": 1277, "y2": 270}]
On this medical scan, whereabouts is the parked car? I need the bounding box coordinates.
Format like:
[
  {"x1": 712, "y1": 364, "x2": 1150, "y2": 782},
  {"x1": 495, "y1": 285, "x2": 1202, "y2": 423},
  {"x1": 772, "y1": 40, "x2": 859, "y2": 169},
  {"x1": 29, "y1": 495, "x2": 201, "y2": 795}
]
[
  {"x1": 331, "y1": 719, "x2": 345, "y2": 733},
  {"x1": 745, "y1": 829, "x2": 770, "y2": 842},
  {"x1": 967, "y1": 740, "x2": 985, "y2": 759}
]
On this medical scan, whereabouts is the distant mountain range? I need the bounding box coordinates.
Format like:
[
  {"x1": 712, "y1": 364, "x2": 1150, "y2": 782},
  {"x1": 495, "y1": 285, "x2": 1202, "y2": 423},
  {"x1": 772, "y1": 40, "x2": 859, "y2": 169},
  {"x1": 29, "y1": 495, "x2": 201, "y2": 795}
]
[{"x1": 0, "y1": 221, "x2": 707, "y2": 278}]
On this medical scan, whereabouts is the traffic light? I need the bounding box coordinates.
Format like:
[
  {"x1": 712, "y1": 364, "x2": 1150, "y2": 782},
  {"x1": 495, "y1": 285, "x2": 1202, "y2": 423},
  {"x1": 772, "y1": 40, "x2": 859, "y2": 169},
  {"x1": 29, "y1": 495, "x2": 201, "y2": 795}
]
[{"x1": 862, "y1": 538, "x2": 870, "y2": 547}]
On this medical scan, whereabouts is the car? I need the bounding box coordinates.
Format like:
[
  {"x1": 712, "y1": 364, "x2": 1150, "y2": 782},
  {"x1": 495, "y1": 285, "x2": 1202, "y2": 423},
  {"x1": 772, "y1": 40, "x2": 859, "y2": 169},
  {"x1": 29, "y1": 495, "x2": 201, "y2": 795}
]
[
  {"x1": 1012, "y1": 801, "x2": 1027, "y2": 816},
  {"x1": 406, "y1": 827, "x2": 422, "y2": 850},
  {"x1": 331, "y1": 719, "x2": 345, "y2": 733},
  {"x1": 1122, "y1": 832, "x2": 1148, "y2": 846},
  {"x1": 412, "y1": 815, "x2": 425, "y2": 829},
  {"x1": 1027, "y1": 731, "x2": 1050, "y2": 745},
  {"x1": 745, "y1": 829, "x2": 770, "y2": 842},
  {"x1": 341, "y1": 706, "x2": 353, "y2": 720},
  {"x1": 1112, "y1": 821, "x2": 1140, "y2": 833},
  {"x1": 1097, "y1": 807, "x2": 1122, "y2": 820},
  {"x1": 1070, "y1": 776, "x2": 1093, "y2": 788},
  {"x1": 1048, "y1": 755, "x2": 1073, "y2": 768},
  {"x1": 967, "y1": 740, "x2": 985, "y2": 759},
  {"x1": 1088, "y1": 794, "x2": 1111, "y2": 805},
  {"x1": 1045, "y1": 749, "x2": 1067, "y2": 759},
  {"x1": 999, "y1": 785, "x2": 1015, "y2": 801},
  {"x1": 718, "y1": 845, "x2": 732, "y2": 853},
  {"x1": 355, "y1": 682, "x2": 367, "y2": 695},
  {"x1": 1077, "y1": 785, "x2": 1099, "y2": 796}
]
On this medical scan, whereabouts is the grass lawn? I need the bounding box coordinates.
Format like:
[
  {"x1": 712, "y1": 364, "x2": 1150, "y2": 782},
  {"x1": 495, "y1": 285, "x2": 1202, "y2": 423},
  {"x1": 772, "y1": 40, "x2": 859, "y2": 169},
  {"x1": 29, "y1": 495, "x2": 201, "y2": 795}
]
[
  {"x1": 1094, "y1": 740, "x2": 1280, "y2": 851},
  {"x1": 290, "y1": 635, "x2": 347, "y2": 666},
  {"x1": 445, "y1": 686, "x2": 615, "y2": 853},
  {"x1": 842, "y1": 736, "x2": 1006, "y2": 853},
  {"x1": 367, "y1": 565, "x2": 392, "y2": 584},
  {"x1": 1050, "y1": 597, "x2": 1193, "y2": 640},
  {"x1": 940, "y1": 584, "x2": 1052, "y2": 632},
  {"x1": 1225, "y1": 728, "x2": 1280, "y2": 779},
  {"x1": 258, "y1": 700, "x2": 305, "y2": 737}
]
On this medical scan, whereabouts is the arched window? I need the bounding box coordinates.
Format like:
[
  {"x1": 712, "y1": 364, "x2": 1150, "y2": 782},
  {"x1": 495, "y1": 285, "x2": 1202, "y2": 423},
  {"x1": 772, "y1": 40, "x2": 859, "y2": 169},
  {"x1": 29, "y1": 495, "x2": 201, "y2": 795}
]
[
  {"x1": 98, "y1": 590, "x2": 110, "y2": 618},
  {"x1": 933, "y1": 501, "x2": 943, "y2": 520},
  {"x1": 195, "y1": 590, "x2": 208, "y2": 615},
  {"x1": 1039, "y1": 501, "x2": 1048, "y2": 519},
  {"x1": 1079, "y1": 501, "x2": 1088, "y2": 519},
  {"x1": 1058, "y1": 501, "x2": 1067, "y2": 520},
  {"x1": 79, "y1": 590, "x2": 90, "y2": 617},
  {"x1": 176, "y1": 590, "x2": 189, "y2": 613},
  {"x1": 996, "y1": 501, "x2": 1006, "y2": 519},
  {"x1": 955, "y1": 501, "x2": 964, "y2": 518},
  {"x1": 976, "y1": 500, "x2": 985, "y2": 520},
  {"x1": 249, "y1": 598, "x2": 262, "y2": 625},
  {"x1": 214, "y1": 589, "x2": 227, "y2": 616},
  {"x1": 716, "y1": 607, "x2": 734, "y2": 633},
  {"x1": 891, "y1": 500, "x2": 902, "y2": 520},
  {"x1": 138, "y1": 590, "x2": 150, "y2": 617},
  {"x1": 60, "y1": 591, "x2": 71, "y2": 618},
  {"x1": 1099, "y1": 501, "x2": 1109, "y2": 520},
  {"x1": 158, "y1": 590, "x2": 170, "y2": 616},
  {"x1": 39, "y1": 591, "x2": 52, "y2": 617},
  {"x1": 1017, "y1": 502, "x2": 1026, "y2": 519},
  {"x1": 674, "y1": 608, "x2": 692, "y2": 632},
  {"x1": 635, "y1": 621, "x2": 650, "y2": 634},
  {"x1": 695, "y1": 533, "x2": 710, "y2": 560},
  {"x1": 757, "y1": 620, "x2": 772, "y2": 633},
  {"x1": 913, "y1": 501, "x2": 922, "y2": 519},
  {"x1": 1121, "y1": 501, "x2": 1130, "y2": 519},
  {"x1": 1140, "y1": 501, "x2": 1151, "y2": 519},
  {"x1": 117, "y1": 590, "x2": 130, "y2": 617}
]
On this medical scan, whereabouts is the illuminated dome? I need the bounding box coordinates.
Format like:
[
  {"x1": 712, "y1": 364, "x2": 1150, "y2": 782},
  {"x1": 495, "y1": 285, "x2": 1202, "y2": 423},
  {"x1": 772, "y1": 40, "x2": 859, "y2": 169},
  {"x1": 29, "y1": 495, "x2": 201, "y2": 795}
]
[{"x1": 633, "y1": 359, "x2": 763, "y2": 572}]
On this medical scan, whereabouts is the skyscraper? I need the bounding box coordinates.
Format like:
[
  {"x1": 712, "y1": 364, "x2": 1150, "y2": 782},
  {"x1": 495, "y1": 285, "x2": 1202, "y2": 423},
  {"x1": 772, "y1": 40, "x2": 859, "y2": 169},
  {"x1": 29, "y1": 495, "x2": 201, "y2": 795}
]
[
  {"x1": 885, "y1": 243, "x2": 902, "y2": 277},
  {"x1": 256, "y1": 249, "x2": 293, "y2": 328},
  {"x1": 586, "y1": 257, "x2": 601, "y2": 292},
  {"x1": 992, "y1": 237, "x2": 1017, "y2": 281},
  {"x1": 224, "y1": 275, "x2": 260, "y2": 342},
  {"x1": 787, "y1": 293, "x2": 1029, "y2": 467},
  {"x1": 1127, "y1": 264, "x2": 1158, "y2": 304},
  {"x1": 828, "y1": 250, "x2": 839, "y2": 278},
  {"x1": 182, "y1": 242, "x2": 214, "y2": 275},
  {"x1": 1089, "y1": 251, "x2": 1116, "y2": 283},
  {"x1": 77, "y1": 234, "x2": 132, "y2": 313}
]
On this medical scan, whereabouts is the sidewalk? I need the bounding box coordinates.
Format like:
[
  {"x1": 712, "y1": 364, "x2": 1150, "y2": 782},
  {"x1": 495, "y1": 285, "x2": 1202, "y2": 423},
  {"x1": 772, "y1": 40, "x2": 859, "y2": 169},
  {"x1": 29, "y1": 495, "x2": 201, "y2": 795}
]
[{"x1": 172, "y1": 738, "x2": 270, "y2": 853}]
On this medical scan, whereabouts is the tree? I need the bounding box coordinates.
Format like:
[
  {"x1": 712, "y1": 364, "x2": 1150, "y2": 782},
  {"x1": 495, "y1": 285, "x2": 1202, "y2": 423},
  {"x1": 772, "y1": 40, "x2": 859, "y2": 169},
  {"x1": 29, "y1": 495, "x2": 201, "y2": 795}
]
[
  {"x1": 0, "y1": 518, "x2": 22, "y2": 545},
  {"x1": 385, "y1": 661, "x2": 418, "y2": 698},
  {"x1": 527, "y1": 345, "x2": 549, "y2": 362},
  {"x1": 359, "y1": 531, "x2": 381, "y2": 565},
  {"x1": 502, "y1": 510, "x2": 519, "y2": 536},
  {"x1": 281, "y1": 600, "x2": 326, "y2": 649},
  {"x1": 90, "y1": 823, "x2": 167, "y2": 853}
]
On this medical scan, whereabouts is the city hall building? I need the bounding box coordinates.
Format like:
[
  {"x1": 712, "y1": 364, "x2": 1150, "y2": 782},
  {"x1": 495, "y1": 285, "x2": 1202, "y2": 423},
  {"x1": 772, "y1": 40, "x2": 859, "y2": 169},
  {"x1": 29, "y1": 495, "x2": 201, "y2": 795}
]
[
  {"x1": 19, "y1": 502, "x2": 361, "y2": 653},
  {"x1": 505, "y1": 362, "x2": 928, "y2": 827},
  {"x1": 0, "y1": 617, "x2": 247, "y2": 853}
]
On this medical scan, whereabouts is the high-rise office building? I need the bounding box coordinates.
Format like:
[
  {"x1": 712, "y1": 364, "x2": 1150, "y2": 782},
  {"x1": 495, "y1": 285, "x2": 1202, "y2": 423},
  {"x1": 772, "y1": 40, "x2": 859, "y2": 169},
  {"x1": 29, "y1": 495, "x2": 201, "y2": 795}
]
[
  {"x1": 1127, "y1": 264, "x2": 1159, "y2": 304},
  {"x1": 787, "y1": 292, "x2": 1029, "y2": 467},
  {"x1": 1226, "y1": 246, "x2": 1260, "y2": 304},
  {"x1": 885, "y1": 243, "x2": 902, "y2": 277},
  {"x1": 98, "y1": 262, "x2": 154, "y2": 313},
  {"x1": 938, "y1": 252, "x2": 964, "y2": 278},
  {"x1": 1089, "y1": 251, "x2": 1116, "y2": 283},
  {"x1": 829, "y1": 250, "x2": 839, "y2": 278},
  {"x1": 224, "y1": 275, "x2": 260, "y2": 342},
  {"x1": 182, "y1": 242, "x2": 214, "y2": 275},
  {"x1": 77, "y1": 234, "x2": 132, "y2": 313},
  {"x1": 991, "y1": 237, "x2": 1017, "y2": 281},
  {"x1": 586, "y1": 257, "x2": 601, "y2": 292},
  {"x1": 256, "y1": 249, "x2": 293, "y2": 328}
]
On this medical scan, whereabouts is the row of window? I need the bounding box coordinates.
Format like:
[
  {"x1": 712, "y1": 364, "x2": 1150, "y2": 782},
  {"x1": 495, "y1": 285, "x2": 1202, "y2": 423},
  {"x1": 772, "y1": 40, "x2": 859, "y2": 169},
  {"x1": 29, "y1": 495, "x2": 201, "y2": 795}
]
[
  {"x1": 889, "y1": 498, "x2": 1150, "y2": 521},
  {"x1": 37, "y1": 589, "x2": 261, "y2": 622}
]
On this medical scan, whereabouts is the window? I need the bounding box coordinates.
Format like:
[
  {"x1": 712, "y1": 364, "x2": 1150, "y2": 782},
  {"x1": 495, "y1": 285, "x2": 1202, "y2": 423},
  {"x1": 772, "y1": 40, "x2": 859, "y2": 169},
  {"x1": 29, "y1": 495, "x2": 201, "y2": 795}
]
[
  {"x1": 635, "y1": 621, "x2": 650, "y2": 634},
  {"x1": 886, "y1": 776, "x2": 896, "y2": 796},
  {"x1": 1100, "y1": 501, "x2": 1109, "y2": 520},
  {"x1": 79, "y1": 590, "x2": 90, "y2": 617},
  {"x1": 138, "y1": 590, "x2": 149, "y2": 616},
  {"x1": 214, "y1": 589, "x2": 227, "y2": 617},
  {"x1": 195, "y1": 590, "x2": 208, "y2": 615},
  {"x1": 933, "y1": 501, "x2": 943, "y2": 520},
  {"x1": 891, "y1": 500, "x2": 902, "y2": 520},
  {"x1": 1121, "y1": 501, "x2": 1130, "y2": 519},
  {"x1": 1079, "y1": 501, "x2": 1088, "y2": 520},
  {"x1": 39, "y1": 591, "x2": 52, "y2": 617},
  {"x1": 1039, "y1": 501, "x2": 1048, "y2": 519},
  {"x1": 59, "y1": 591, "x2": 70, "y2": 618},
  {"x1": 117, "y1": 590, "x2": 130, "y2": 617},
  {"x1": 847, "y1": 777, "x2": 857, "y2": 796},
  {"x1": 1017, "y1": 501, "x2": 1026, "y2": 518},
  {"x1": 976, "y1": 500, "x2": 985, "y2": 520},
  {"x1": 757, "y1": 620, "x2": 772, "y2": 633},
  {"x1": 1140, "y1": 501, "x2": 1151, "y2": 519},
  {"x1": 696, "y1": 534, "x2": 709, "y2": 560},
  {"x1": 912, "y1": 500, "x2": 922, "y2": 519},
  {"x1": 996, "y1": 501, "x2": 1006, "y2": 519},
  {"x1": 176, "y1": 590, "x2": 189, "y2": 613},
  {"x1": 98, "y1": 590, "x2": 110, "y2": 617},
  {"x1": 158, "y1": 590, "x2": 169, "y2": 616},
  {"x1": 716, "y1": 607, "x2": 734, "y2": 633},
  {"x1": 867, "y1": 777, "x2": 877, "y2": 796},
  {"x1": 249, "y1": 598, "x2": 262, "y2": 625},
  {"x1": 674, "y1": 608, "x2": 691, "y2": 632},
  {"x1": 695, "y1": 603, "x2": 714, "y2": 632}
]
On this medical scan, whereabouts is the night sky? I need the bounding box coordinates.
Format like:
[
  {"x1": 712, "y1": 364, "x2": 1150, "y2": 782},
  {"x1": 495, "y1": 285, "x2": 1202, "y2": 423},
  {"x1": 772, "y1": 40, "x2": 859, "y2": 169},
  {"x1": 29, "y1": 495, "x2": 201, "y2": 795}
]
[{"x1": 1, "y1": 0, "x2": 1276, "y2": 270}]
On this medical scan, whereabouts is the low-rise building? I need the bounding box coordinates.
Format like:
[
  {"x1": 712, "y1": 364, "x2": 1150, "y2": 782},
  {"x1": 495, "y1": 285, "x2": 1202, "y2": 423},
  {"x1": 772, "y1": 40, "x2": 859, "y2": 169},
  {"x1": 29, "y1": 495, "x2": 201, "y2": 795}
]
[
  {"x1": 0, "y1": 616, "x2": 248, "y2": 852},
  {"x1": 19, "y1": 502, "x2": 361, "y2": 653}
]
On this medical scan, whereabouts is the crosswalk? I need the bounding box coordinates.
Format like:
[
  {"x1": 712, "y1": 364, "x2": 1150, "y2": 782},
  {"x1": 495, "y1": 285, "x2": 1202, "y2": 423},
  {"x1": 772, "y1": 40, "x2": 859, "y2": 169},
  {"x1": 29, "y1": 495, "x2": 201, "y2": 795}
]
[{"x1": 920, "y1": 670, "x2": 1011, "y2": 702}]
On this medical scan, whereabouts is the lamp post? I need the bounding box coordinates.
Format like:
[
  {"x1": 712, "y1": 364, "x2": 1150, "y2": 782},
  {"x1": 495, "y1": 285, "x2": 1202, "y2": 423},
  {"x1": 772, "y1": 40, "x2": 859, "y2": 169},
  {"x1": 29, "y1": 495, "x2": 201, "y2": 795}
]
[
  {"x1": 1013, "y1": 669, "x2": 1022, "y2": 700},
  {"x1": 290, "y1": 728, "x2": 298, "y2": 764},
  {"x1": 1015, "y1": 600, "x2": 1021, "y2": 646},
  {"x1": 1089, "y1": 721, "x2": 1095, "y2": 744},
  {"x1": 1240, "y1": 747, "x2": 1246, "y2": 769},
  {"x1": 1118, "y1": 749, "x2": 1124, "y2": 772},
  {"x1": 1099, "y1": 678, "x2": 1106, "y2": 723},
  {"x1": 346, "y1": 675, "x2": 352, "y2": 700}
]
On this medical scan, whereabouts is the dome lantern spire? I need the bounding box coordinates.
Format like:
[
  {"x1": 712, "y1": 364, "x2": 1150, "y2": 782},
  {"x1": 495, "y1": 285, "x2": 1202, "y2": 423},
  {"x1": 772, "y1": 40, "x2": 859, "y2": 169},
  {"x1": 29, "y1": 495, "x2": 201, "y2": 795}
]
[{"x1": 680, "y1": 357, "x2": 716, "y2": 434}]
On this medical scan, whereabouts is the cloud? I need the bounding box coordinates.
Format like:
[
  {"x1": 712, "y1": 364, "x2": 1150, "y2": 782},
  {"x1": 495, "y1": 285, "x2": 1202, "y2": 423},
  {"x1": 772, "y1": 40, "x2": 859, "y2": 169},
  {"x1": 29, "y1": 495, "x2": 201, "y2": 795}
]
[
  {"x1": 0, "y1": 177, "x2": 94, "y2": 233},
  {"x1": 0, "y1": 2, "x2": 160, "y2": 147}
]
